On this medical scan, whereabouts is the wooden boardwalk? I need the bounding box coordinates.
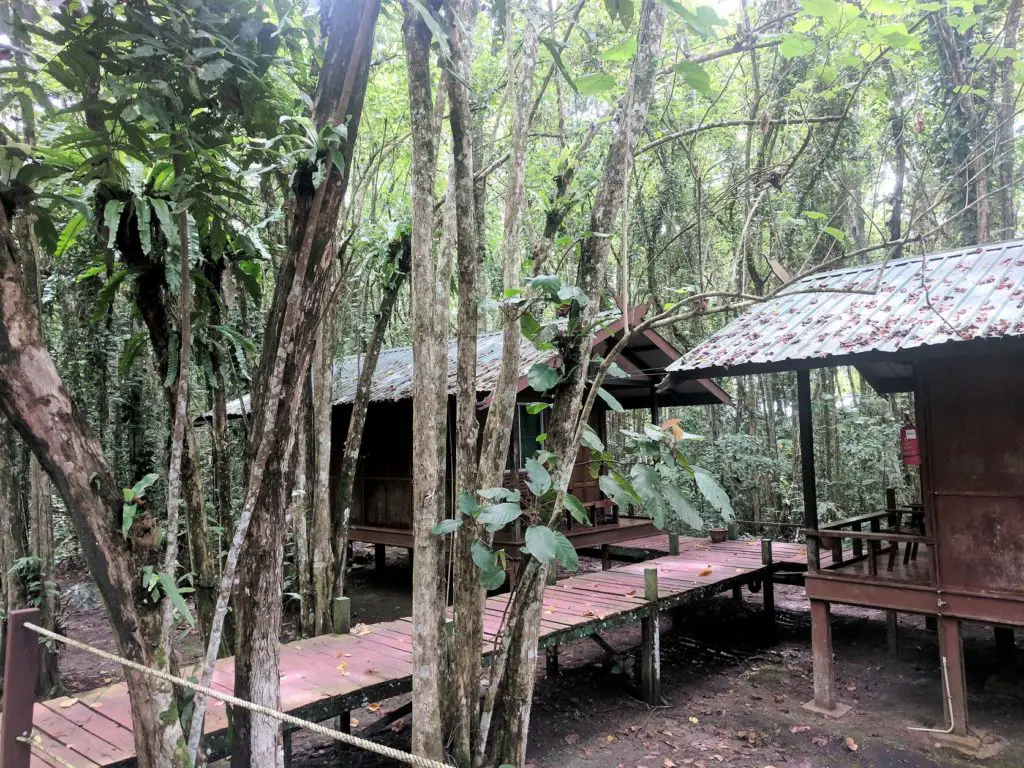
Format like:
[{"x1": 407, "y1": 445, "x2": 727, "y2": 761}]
[{"x1": 10, "y1": 536, "x2": 804, "y2": 767}]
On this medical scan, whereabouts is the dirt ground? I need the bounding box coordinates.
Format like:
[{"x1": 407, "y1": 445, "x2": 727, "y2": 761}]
[{"x1": 53, "y1": 546, "x2": 1023, "y2": 767}]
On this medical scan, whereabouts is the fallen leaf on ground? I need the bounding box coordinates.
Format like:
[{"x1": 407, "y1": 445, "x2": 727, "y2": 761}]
[
  {"x1": 351, "y1": 623, "x2": 373, "y2": 636},
  {"x1": 773, "y1": 693, "x2": 787, "y2": 702},
  {"x1": 59, "y1": 698, "x2": 78, "y2": 708},
  {"x1": 391, "y1": 719, "x2": 405, "y2": 732},
  {"x1": 688, "y1": 716, "x2": 699, "y2": 724},
  {"x1": 844, "y1": 736, "x2": 858, "y2": 752},
  {"x1": 811, "y1": 736, "x2": 828, "y2": 746},
  {"x1": 664, "y1": 760, "x2": 677, "y2": 767},
  {"x1": 697, "y1": 567, "x2": 713, "y2": 577},
  {"x1": 606, "y1": 734, "x2": 617, "y2": 743},
  {"x1": 790, "y1": 725, "x2": 810, "y2": 734},
  {"x1": 367, "y1": 702, "x2": 381, "y2": 712},
  {"x1": 564, "y1": 733, "x2": 579, "y2": 745},
  {"x1": 350, "y1": 718, "x2": 360, "y2": 728},
  {"x1": 846, "y1": 680, "x2": 857, "y2": 691}
]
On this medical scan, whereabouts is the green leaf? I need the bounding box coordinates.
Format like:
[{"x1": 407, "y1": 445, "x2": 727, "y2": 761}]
[
  {"x1": 779, "y1": 35, "x2": 815, "y2": 58},
  {"x1": 524, "y1": 458, "x2": 552, "y2": 497},
  {"x1": 135, "y1": 198, "x2": 152, "y2": 256},
  {"x1": 121, "y1": 503, "x2": 138, "y2": 538},
  {"x1": 597, "y1": 387, "x2": 625, "y2": 413},
  {"x1": 599, "y1": 472, "x2": 639, "y2": 512},
  {"x1": 55, "y1": 212, "x2": 87, "y2": 259},
  {"x1": 675, "y1": 61, "x2": 712, "y2": 94},
  {"x1": 823, "y1": 226, "x2": 846, "y2": 242},
  {"x1": 602, "y1": 36, "x2": 637, "y2": 62},
  {"x1": 458, "y1": 490, "x2": 481, "y2": 517},
  {"x1": 432, "y1": 519, "x2": 462, "y2": 535},
  {"x1": 803, "y1": 210, "x2": 828, "y2": 220},
  {"x1": 132, "y1": 473, "x2": 159, "y2": 498},
  {"x1": 630, "y1": 463, "x2": 666, "y2": 528},
  {"x1": 528, "y1": 363, "x2": 561, "y2": 392},
  {"x1": 552, "y1": 531, "x2": 579, "y2": 571},
  {"x1": 479, "y1": 565, "x2": 507, "y2": 590},
  {"x1": 158, "y1": 571, "x2": 195, "y2": 628},
  {"x1": 520, "y1": 312, "x2": 543, "y2": 340},
  {"x1": 580, "y1": 426, "x2": 605, "y2": 452},
  {"x1": 478, "y1": 487, "x2": 520, "y2": 503},
  {"x1": 103, "y1": 200, "x2": 124, "y2": 250},
  {"x1": 471, "y1": 539, "x2": 497, "y2": 571},
  {"x1": 528, "y1": 273, "x2": 561, "y2": 297},
  {"x1": 525, "y1": 402, "x2": 550, "y2": 415},
  {"x1": 662, "y1": 480, "x2": 704, "y2": 529},
  {"x1": 576, "y1": 73, "x2": 616, "y2": 96},
  {"x1": 477, "y1": 502, "x2": 523, "y2": 531},
  {"x1": 523, "y1": 525, "x2": 558, "y2": 564},
  {"x1": 693, "y1": 466, "x2": 733, "y2": 521},
  {"x1": 563, "y1": 493, "x2": 592, "y2": 527}
]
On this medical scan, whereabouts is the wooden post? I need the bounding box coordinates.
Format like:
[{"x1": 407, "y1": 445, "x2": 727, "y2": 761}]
[
  {"x1": 925, "y1": 615, "x2": 938, "y2": 632},
  {"x1": 283, "y1": 731, "x2": 293, "y2": 766},
  {"x1": 761, "y1": 538, "x2": 775, "y2": 634},
  {"x1": 995, "y1": 627, "x2": 1016, "y2": 669},
  {"x1": 374, "y1": 543, "x2": 386, "y2": 571},
  {"x1": 641, "y1": 568, "x2": 661, "y2": 705},
  {"x1": 668, "y1": 534, "x2": 679, "y2": 556},
  {"x1": 731, "y1": 584, "x2": 742, "y2": 602},
  {"x1": 332, "y1": 596, "x2": 351, "y2": 634},
  {"x1": 1, "y1": 608, "x2": 41, "y2": 768},
  {"x1": 809, "y1": 599, "x2": 835, "y2": 711},
  {"x1": 797, "y1": 370, "x2": 820, "y2": 572},
  {"x1": 546, "y1": 646, "x2": 559, "y2": 677},
  {"x1": 937, "y1": 617, "x2": 969, "y2": 735},
  {"x1": 852, "y1": 521, "x2": 863, "y2": 558},
  {"x1": 887, "y1": 611, "x2": 899, "y2": 658},
  {"x1": 885, "y1": 487, "x2": 897, "y2": 510},
  {"x1": 601, "y1": 544, "x2": 611, "y2": 570},
  {"x1": 545, "y1": 563, "x2": 558, "y2": 586}
]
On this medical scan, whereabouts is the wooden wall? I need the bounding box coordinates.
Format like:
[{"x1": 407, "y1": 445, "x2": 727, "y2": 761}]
[{"x1": 921, "y1": 353, "x2": 1024, "y2": 596}]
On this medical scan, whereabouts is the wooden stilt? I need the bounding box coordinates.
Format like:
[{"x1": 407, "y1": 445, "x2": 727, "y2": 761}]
[
  {"x1": 283, "y1": 730, "x2": 292, "y2": 766},
  {"x1": 641, "y1": 568, "x2": 661, "y2": 705},
  {"x1": 731, "y1": 584, "x2": 742, "y2": 602},
  {"x1": 994, "y1": 627, "x2": 1016, "y2": 669},
  {"x1": 546, "y1": 564, "x2": 558, "y2": 586},
  {"x1": 761, "y1": 539, "x2": 775, "y2": 635},
  {"x1": 338, "y1": 711, "x2": 351, "y2": 734},
  {"x1": 925, "y1": 615, "x2": 938, "y2": 632},
  {"x1": 668, "y1": 534, "x2": 680, "y2": 556},
  {"x1": 601, "y1": 544, "x2": 611, "y2": 570},
  {"x1": 938, "y1": 617, "x2": 969, "y2": 736},
  {"x1": 374, "y1": 543, "x2": 386, "y2": 570},
  {"x1": 887, "y1": 611, "x2": 899, "y2": 658},
  {"x1": 803, "y1": 599, "x2": 848, "y2": 717},
  {"x1": 546, "y1": 646, "x2": 559, "y2": 677},
  {"x1": 332, "y1": 596, "x2": 351, "y2": 635}
]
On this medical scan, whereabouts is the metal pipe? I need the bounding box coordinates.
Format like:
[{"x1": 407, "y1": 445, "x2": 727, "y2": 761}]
[{"x1": 908, "y1": 655, "x2": 956, "y2": 734}]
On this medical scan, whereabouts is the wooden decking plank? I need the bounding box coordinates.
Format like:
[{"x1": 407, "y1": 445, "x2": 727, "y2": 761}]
[
  {"x1": 31, "y1": 704, "x2": 130, "y2": 765},
  {"x1": 24, "y1": 726, "x2": 102, "y2": 768},
  {"x1": 39, "y1": 701, "x2": 135, "y2": 756}
]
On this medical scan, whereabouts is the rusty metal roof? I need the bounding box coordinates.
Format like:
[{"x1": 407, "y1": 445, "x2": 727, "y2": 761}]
[
  {"x1": 668, "y1": 240, "x2": 1024, "y2": 379},
  {"x1": 223, "y1": 309, "x2": 728, "y2": 419}
]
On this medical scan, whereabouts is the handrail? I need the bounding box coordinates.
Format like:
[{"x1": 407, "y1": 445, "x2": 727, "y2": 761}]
[
  {"x1": 803, "y1": 528, "x2": 931, "y2": 544},
  {"x1": 818, "y1": 508, "x2": 916, "y2": 531}
]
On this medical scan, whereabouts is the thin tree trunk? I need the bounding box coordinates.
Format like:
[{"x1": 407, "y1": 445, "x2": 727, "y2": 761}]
[
  {"x1": 292, "y1": 394, "x2": 313, "y2": 636},
  {"x1": 403, "y1": 0, "x2": 447, "y2": 757},
  {"x1": 887, "y1": 66, "x2": 906, "y2": 258},
  {"x1": 332, "y1": 234, "x2": 411, "y2": 604},
  {"x1": 311, "y1": 294, "x2": 336, "y2": 636},
  {"x1": 998, "y1": 0, "x2": 1022, "y2": 238}
]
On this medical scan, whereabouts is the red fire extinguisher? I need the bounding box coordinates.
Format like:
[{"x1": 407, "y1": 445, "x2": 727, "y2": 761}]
[{"x1": 900, "y1": 418, "x2": 921, "y2": 466}]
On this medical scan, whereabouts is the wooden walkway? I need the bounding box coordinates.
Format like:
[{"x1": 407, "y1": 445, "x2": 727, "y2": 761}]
[{"x1": 10, "y1": 537, "x2": 804, "y2": 767}]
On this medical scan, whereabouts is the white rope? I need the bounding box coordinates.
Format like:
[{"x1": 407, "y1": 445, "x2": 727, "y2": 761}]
[
  {"x1": 17, "y1": 729, "x2": 80, "y2": 768},
  {"x1": 22, "y1": 622, "x2": 453, "y2": 768}
]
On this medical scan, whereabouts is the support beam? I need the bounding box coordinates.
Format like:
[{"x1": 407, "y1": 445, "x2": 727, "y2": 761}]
[
  {"x1": 732, "y1": 584, "x2": 743, "y2": 602},
  {"x1": 761, "y1": 539, "x2": 775, "y2": 635},
  {"x1": 601, "y1": 544, "x2": 611, "y2": 570},
  {"x1": 668, "y1": 534, "x2": 680, "y2": 556},
  {"x1": 641, "y1": 568, "x2": 661, "y2": 705},
  {"x1": 797, "y1": 370, "x2": 820, "y2": 572},
  {"x1": 887, "y1": 611, "x2": 899, "y2": 658},
  {"x1": 803, "y1": 599, "x2": 850, "y2": 718},
  {"x1": 1, "y1": 608, "x2": 41, "y2": 768},
  {"x1": 995, "y1": 627, "x2": 1016, "y2": 669},
  {"x1": 283, "y1": 731, "x2": 292, "y2": 766},
  {"x1": 937, "y1": 617, "x2": 969, "y2": 736},
  {"x1": 374, "y1": 543, "x2": 386, "y2": 570}
]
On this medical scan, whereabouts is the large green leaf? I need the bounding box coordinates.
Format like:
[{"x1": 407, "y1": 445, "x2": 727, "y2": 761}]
[
  {"x1": 563, "y1": 493, "x2": 592, "y2": 527},
  {"x1": 523, "y1": 525, "x2": 558, "y2": 564},
  {"x1": 524, "y1": 458, "x2": 551, "y2": 497},
  {"x1": 158, "y1": 571, "x2": 195, "y2": 628},
  {"x1": 598, "y1": 472, "x2": 639, "y2": 513},
  {"x1": 552, "y1": 531, "x2": 579, "y2": 571},
  {"x1": 630, "y1": 463, "x2": 666, "y2": 527},
  {"x1": 528, "y1": 363, "x2": 561, "y2": 392},
  {"x1": 432, "y1": 519, "x2": 462, "y2": 535},
  {"x1": 477, "y1": 502, "x2": 523, "y2": 531},
  {"x1": 597, "y1": 387, "x2": 625, "y2": 413},
  {"x1": 580, "y1": 426, "x2": 605, "y2": 452},
  {"x1": 576, "y1": 73, "x2": 616, "y2": 96},
  {"x1": 662, "y1": 480, "x2": 704, "y2": 529},
  {"x1": 675, "y1": 61, "x2": 712, "y2": 94},
  {"x1": 693, "y1": 466, "x2": 734, "y2": 521},
  {"x1": 55, "y1": 212, "x2": 87, "y2": 258},
  {"x1": 603, "y1": 36, "x2": 637, "y2": 62}
]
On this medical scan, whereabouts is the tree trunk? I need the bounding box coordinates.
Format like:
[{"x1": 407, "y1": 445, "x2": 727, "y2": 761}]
[
  {"x1": 403, "y1": 0, "x2": 447, "y2": 757},
  {"x1": 30, "y1": 455, "x2": 61, "y2": 696},
  {"x1": 0, "y1": 206, "x2": 190, "y2": 766},
  {"x1": 310, "y1": 295, "x2": 336, "y2": 636},
  {"x1": 292, "y1": 395, "x2": 313, "y2": 636},
  {"x1": 998, "y1": 0, "x2": 1022, "y2": 238},
  {"x1": 190, "y1": 0, "x2": 382, "y2": 762}
]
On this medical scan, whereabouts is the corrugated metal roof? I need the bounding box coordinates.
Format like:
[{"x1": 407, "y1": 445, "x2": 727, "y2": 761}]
[{"x1": 669, "y1": 239, "x2": 1024, "y2": 376}]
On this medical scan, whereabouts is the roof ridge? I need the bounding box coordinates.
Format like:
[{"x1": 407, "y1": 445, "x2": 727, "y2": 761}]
[{"x1": 791, "y1": 238, "x2": 1024, "y2": 285}]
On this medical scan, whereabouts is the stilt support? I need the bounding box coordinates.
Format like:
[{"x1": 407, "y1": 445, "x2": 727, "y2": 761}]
[
  {"x1": 546, "y1": 646, "x2": 559, "y2": 677},
  {"x1": 994, "y1": 627, "x2": 1016, "y2": 669},
  {"x1": 668, "y1": 534, "x2": 680, "y2": 556},
  {"x1": 332, "y1": 596, "x2": 351, "y2": 635},
  {"x1": 732, "y1": 584, "x2": 742, "y2": 602},
  {"x1": 546, "y1": 564, "x2": 558, "y2": 586},
  {"x1": 1, "y1": 608, "x2": 41, "y2": 768},
  {"x1": 641, "y1": 568, "x2": 661, "y2": 705},
  {"x1": 803, "y1": 599, "x2": 850, "y2": 718},
  {"x1": 761, "y1": 539, "x2": 775, "y2": 635},
  {"x1": 887, "y1": 611, "x2": 899, "y2": 658},
  {"x1": 925, "y1": 615, "x2": 938, "y2": 632},
  {"x1": 374, "y1": 543, "x2": 386, "y2": 570},
  {"x1": 937, "y1": 617, "x2": 969, "y2": 735},
  {"x1": 601, "y1": 544, "x2": 611, "y2": 570},
  {"x1": 283, "y1": 730, "x2": 292, "y2": 766}
]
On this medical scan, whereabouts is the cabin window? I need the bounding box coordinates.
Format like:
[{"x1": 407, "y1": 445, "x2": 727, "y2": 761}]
[{"x1": 508, "y1": 406, "x2": 546, "y2": 470}]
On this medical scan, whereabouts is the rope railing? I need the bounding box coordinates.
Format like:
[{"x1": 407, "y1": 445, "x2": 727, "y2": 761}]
[{"x1": 1, "y1": 609, "x2": 452, "y2": 768}]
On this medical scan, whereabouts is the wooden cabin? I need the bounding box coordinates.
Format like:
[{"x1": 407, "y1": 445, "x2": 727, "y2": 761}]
[
  {"x1": 326, "y1": 306, "x2": 730, "y2": 570},
  {"x1": 663, "y1": 240, "x2": 1024, "y2": 736}
]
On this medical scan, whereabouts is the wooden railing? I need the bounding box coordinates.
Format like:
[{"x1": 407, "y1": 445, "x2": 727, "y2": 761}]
[{"x1": 803, "y1": 507, "x2": 930, "y2": 577}]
